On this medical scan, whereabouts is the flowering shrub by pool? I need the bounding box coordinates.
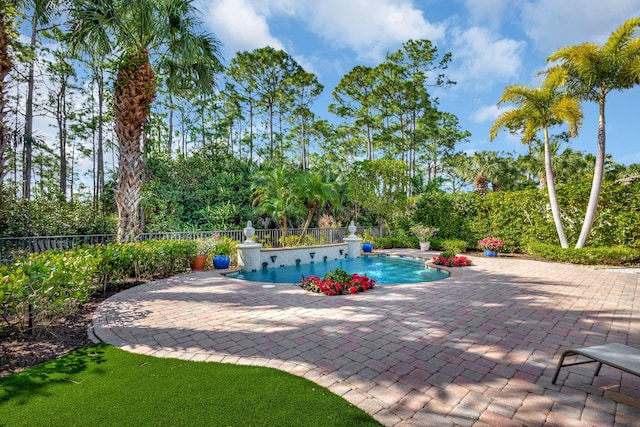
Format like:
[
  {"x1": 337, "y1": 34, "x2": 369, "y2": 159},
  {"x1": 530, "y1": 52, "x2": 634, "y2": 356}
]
[
  {"x1": 432, "y1": 250, "x2": 473, "y2": 267},
  {"x1": 299, "y1": 268, "x2": 376, "y2": 295}
]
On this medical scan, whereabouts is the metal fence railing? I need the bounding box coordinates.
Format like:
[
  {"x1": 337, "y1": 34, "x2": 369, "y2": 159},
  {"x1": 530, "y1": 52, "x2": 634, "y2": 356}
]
[{"x1": 0, "y1": 226, "x2": 382, "y2": 263}]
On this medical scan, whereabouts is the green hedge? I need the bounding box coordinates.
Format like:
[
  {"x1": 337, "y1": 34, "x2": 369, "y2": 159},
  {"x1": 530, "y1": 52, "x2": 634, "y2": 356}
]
[
  {"x1": 372, "y1": 236, "x2": 418, "y2": 249},
  {"x1": 526, "y1": 243, "x2": 640, "y2": 266},
  {"x1": 0, "y1": 240, "x2": 196, "y2": 335},
  {"x1": 411, "y1": 180, "x2": 640, "y2": 252}
]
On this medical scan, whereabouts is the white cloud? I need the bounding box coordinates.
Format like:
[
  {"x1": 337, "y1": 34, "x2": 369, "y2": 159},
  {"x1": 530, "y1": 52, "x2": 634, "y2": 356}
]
[
  {"x1": 449, "y1": 26, "x2": 525, "y2": 90},
  {"x1": 199, "y1": 0, "x2": 284, "y2": 60},
  {"x1": 521, "y1": 0, "x2": 640, "y2": 53},
  {"x1": 303, "y1": 0, "x2": 446, "y2": 61},
  {"x1": 464, "y1": 0, "x2": 514, "y2": 28},
  {"x1": 471, "y1": 104, "x2": 503, "y2": 123}
]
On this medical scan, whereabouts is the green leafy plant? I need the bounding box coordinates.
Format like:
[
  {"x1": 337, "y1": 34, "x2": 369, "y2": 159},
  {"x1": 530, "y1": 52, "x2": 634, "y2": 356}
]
[
  {"x1": 527, "y1": 243, "x2": 640, "y2": 265},
  {"x1": 279, "y1": 233, "x2": 326, "y2": 247},
  {"x1": 0, "y1": 240, "x2": 196, "y2": 335},
  {"x1": 322, "y1": 268, "x2": 352, "y2": 283},
  {"x1": 214, "y1": 239, "x2": 233, "y2": 256},
  {"x1": 195, "y1": 237, "x2": 217, "y2": 256},
  {"x1": 410, "y1": 225, "x2": 438, "y2": 242}
]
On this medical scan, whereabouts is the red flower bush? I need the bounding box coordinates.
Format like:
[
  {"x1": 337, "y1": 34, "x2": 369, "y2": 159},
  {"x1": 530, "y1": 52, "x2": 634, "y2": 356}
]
[
  {"x1": 431, "y1": 254, "x2": 473, "y2": 267},
  {"x1": 299, "y1": 272, "x2": 376, "y2": 295}
]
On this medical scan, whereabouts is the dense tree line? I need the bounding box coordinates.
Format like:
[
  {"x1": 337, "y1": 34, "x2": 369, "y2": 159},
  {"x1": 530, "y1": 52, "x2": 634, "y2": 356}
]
[{"x1": 0, "y1": 5, "x2": 638, "y2": 249}]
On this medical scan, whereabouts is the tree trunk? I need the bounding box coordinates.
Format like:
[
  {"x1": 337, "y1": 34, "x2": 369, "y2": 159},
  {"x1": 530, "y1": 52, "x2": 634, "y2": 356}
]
[
  {"x1": 97, "y1": 69, "x2": 104, "y2": 209},
  {"x1": 167, "y1": 93, "x2": 173, "y2": 153},
  {"x1": 474, "y1": 172, "x2": 488, "y2": 197},
  {"x1": 113, "y1": 50, "x2": 156, "y2": 243},
  {"x1": 57, "y1": 77, "x2": 67, "y2": 199},
  {"x1": 0, "y1": 12, "x2": 13, "y2": 209},
  {"x1": 297, "y1": 202, "x2": 316, "y2": 245},
  {"x1": 575, "y1": 94, "x2": 606, "y2": 248},
  {"x1": 543, "y1": 126, "x2": 568, "y2": 248},
  {"x1": 23, "y1": 19, "x2": 38, "y2": 200}
]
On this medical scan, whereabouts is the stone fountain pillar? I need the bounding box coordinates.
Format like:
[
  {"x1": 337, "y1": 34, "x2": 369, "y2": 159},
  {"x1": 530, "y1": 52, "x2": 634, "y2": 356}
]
[
  {"x1": 343, "y1": 220, "x2": 362, "y2": 259},
  {"x1": 236, "y1": 221, "x2": 263, "y2": 272}
]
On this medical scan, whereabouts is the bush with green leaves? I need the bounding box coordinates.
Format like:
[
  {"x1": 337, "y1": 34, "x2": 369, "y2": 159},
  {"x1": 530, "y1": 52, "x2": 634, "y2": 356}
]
[
  {"x1": 527, "y1": 243, "x2": 640, "y2": 266},
  {"x1": 430, "y1": 239, "x2": 468, "y2": 253},
  {"x1": 412, "y1": 180, "x2": 640, "y2": 254},
  {"x1": 0, "y1": 194, "x2": 116, "y2": 237},
  {"x1": 372, "y1": 236, "x2": 418, "y2": 249},
  {"x1": 278, "y1": 233, "x2": 327, "y2": 247},
  {"x1": 0, "y1": 239, "x2": 196, "y2": 335}
]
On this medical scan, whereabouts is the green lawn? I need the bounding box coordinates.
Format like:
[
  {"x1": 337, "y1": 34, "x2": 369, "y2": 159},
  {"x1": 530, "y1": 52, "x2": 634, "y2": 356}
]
[{"x1": 0, "y1": 344, "x2": 381, "y2": 426}]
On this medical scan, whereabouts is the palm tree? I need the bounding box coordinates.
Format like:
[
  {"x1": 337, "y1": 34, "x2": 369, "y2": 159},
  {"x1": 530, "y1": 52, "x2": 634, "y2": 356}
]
[
  {"x1": 547, "y1": 17, "x2": 640, "y2": 248},
  {"x1": 470, "y1": 151, "x2": 504, "y2": 196},
  {"x1": 69, "y1": 0, "x2": 223, "y2": 242},
  {"x1": 252, "y1": 166, "x2": 303, "y2": 238},
  {"x1": 296, "y1": 172, "x2": 339, "y2": 244},
  {"x1": 490, "y1": 71, "x2": 582, "y2": 248}
]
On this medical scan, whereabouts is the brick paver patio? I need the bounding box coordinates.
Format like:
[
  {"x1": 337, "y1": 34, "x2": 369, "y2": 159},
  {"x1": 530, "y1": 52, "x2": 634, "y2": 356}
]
[{"x1": 92, "y1": 250, "x2": 640, "y2": 426}]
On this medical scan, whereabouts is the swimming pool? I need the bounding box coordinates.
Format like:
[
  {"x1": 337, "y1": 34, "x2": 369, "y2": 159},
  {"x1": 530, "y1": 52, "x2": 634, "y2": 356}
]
[{"x1": 227, "y1": 255, "x2": 450, "y2": 284}]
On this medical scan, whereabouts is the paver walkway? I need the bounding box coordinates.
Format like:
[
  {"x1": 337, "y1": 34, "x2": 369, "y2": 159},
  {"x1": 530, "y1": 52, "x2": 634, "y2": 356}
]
[{"x1": 92, "y1": 251, "x2": 640, "y2": 426}]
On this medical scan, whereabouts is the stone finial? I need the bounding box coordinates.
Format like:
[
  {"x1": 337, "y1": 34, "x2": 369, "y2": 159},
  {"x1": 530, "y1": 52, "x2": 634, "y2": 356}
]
[
  {"x1": 244, "y1": 220, "x2": 255, "y2": 243},
  {"x1": 348, "y1": 220, "x2": 357, "y2": 237}
]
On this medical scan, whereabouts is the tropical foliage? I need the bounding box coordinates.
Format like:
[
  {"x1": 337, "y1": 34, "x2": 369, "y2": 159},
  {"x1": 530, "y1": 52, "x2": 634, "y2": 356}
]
[
  {"x1": 547, "y1": 17, "x2": 640, "y2": 248},
  {"x1": 0, "y1": 6, "x2": 637, "y2": 257}
]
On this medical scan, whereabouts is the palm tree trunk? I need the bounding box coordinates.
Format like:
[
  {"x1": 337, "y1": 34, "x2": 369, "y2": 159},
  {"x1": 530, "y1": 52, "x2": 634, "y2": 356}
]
[
  {"x1": 297, "y1": 202, "x2": 316, "y2": 245},
  {"x1": 575, "y1": 95, "x2": 606, "y2": 248},
  {"x1": 113, "y1": 50, "x2": 156, "y2": 243},
  {"x1": 543, "y1": 127, "x2": 568, "y2": 248}
]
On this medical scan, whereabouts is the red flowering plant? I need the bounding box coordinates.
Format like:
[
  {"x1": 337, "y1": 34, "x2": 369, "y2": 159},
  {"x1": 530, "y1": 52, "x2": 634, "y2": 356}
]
[
  {"x1": 431, "y1": 250, "x2": 473, "y2": 267},
  {"x1": 299, "y1": 268, "x2": 376, "y2": 295},
  {"x1": 477, "y1": 237, "x2": 504, "y2": 251}
]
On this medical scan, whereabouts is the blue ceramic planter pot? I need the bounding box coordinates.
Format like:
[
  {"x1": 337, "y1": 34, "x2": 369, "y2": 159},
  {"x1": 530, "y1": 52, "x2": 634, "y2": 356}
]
[
  {"x1": 483, "y1": 249, "x2": 498, "y2": 257},
  {"x1": 362, "y1": 242, "x2": 373, "y2": 253},
  {"x1": 213, "y1": 255, "x2": 231, "y2": 269}
]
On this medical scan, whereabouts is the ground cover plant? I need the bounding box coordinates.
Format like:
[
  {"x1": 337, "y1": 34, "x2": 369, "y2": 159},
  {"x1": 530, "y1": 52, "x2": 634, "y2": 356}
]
[
  {"x1": 299, "y1": 268, "x2": 376, "y2": 295},
  {"x1": 0, "y1": 343, "x2": 381, "y2": 427}
]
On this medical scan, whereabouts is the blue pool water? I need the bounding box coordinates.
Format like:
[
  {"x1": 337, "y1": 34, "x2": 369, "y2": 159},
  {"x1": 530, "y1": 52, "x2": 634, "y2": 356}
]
[{"x1": 227, "y1": 255, "x2": 450, "y2": 284}]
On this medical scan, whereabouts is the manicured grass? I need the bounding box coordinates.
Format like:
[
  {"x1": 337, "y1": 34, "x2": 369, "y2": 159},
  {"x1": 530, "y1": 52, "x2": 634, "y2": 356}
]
[{"x1": 0, "y1": 344, "x2": 381, "y2": 426}]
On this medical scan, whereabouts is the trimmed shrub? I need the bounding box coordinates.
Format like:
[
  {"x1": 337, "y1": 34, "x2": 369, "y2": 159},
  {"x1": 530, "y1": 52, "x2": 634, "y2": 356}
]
[
  {"x1": 431, "y1": 239, "x2": 468, "y2": 253},
  {"x1": 527, "y1": 243, "x2": 640, "y2": 266},
  {"x1": 412, "y1": 180, "x2": 640, "y2": 253},
  {"x1": 372, "y1": 236, "x2": 418, "y2": 249}
]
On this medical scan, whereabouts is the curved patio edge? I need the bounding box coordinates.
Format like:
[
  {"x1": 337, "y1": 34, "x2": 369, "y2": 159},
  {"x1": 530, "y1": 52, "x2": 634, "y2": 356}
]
[{"x1": 91, "y1": 251, "x2": 640, "y2": 426}]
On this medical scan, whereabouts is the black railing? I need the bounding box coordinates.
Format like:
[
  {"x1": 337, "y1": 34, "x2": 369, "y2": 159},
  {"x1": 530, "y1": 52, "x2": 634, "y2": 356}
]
[{"x1": 0, "y1": 226, "x2": 381, "y2": 263}]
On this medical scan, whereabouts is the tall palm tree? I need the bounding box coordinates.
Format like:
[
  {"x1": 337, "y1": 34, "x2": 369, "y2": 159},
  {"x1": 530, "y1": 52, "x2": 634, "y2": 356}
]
[
  {"x1": 490, "y1": 70, "x2": 582, "y2": 248},
  {"x1": 547, "y1": 17, "x2": 640, "y2": 248},
  {"x1": 69, "y1": 0, "x2": 223, "y2": 242}
]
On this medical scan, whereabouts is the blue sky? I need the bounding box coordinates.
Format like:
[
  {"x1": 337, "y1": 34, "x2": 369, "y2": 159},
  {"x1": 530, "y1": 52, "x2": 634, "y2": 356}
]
[{"x1": 196, "y1": 0, "x2": 640, "y2": 165}]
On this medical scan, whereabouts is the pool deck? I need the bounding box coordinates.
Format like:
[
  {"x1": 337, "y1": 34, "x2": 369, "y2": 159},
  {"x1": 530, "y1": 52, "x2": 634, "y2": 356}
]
[{"x1": 92, "y1": 250, "x2": 640, "y2": 426}]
